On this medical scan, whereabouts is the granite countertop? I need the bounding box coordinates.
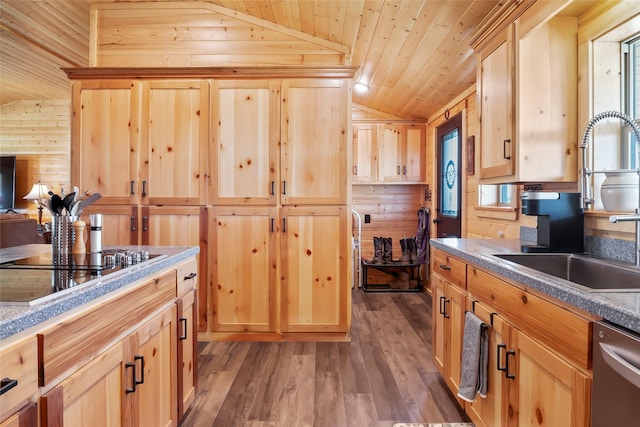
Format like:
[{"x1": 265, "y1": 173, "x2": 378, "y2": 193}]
[
  {"x1": 0, "y1": 244, "x2": 199, "y2": 341},
  {"x1": 430, "y1": 238, "x2": 640, "y2": 335}
]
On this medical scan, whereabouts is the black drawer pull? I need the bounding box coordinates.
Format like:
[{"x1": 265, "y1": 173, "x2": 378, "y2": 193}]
[
  {"x1": 179, "y1": 317, "x2": 188, "y2": 340},
  {"x1": 497, "y1": 344, "x2": 507, "y2": 372},
  {"x1": 0, "y1": 378, "x2": 18, "y2": 395},
  {"x1": 134, "y1": 355, "x2": 145, "y2": 386},
  {"x1": 184, "y1": 272, "x2": 197, "y2": 280},
  {"x1": 439, "y1": 264, "x2": 451, "y2": 271},
  {"x1": 505, "y1": 350, "x2": 516, "y2": 379},
  {"x1": 125, "y1": 362, "x2": 136, "y2": 393}
]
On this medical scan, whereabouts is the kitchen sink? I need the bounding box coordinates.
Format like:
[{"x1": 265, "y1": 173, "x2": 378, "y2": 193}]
[{"x1": 493, "y1": 253, "x2": 640, "y2": 292}]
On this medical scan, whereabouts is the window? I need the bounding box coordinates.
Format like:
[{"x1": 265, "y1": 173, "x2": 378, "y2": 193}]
[
  {"x1": 623, "y1": 35, "x2": 640, "y2": 169},
  {"x1": 479, "y1": 184, "x2": 514, "y2": 207}
]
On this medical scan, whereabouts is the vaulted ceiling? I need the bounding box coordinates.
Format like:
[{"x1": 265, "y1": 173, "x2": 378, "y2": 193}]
[{"x1": 0, "y1": 0, "x2": 584, "y2": 120}]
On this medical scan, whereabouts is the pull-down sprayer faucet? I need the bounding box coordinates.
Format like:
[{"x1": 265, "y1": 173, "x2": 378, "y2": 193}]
[{"x1": 580, "y1": 111, "x2": 640, "y2": 266}]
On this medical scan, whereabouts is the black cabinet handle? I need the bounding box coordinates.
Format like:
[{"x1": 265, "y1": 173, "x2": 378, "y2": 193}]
[
  {"x1": 505, "y1": 350, "x2": 516, "y2": 379},
  {"x1": 353, "y1": 165, "x2": 357, "y2": 175},
  {"x1": 439, "y1": 296, "x2": 446, "y2": 316},
  {"x1": 179, "y1": 317, "x2": 188, "y2": 340},
  {"x1": 184, "y1": 272, "x2": 197, "y2": 280},
  {"x1": 439, "y1": 264, "x2": 451, "y2": 271},
  {"x1": 270, "y1": 181, "x2": 275, "y2": 196},
  {"x1": 271, "y1": 217, "x2": 275, "y2": 232},
  {"x1": 403, "y1": 165, "x2": 407, "y2": 175},
  {"x1": 142, "y1": 216, "x2": 148, "y2": 232},
  {"x1": 0, "y1": 377, "x2": 18, "y2": 395},
  {"x1": 497, "y1": 344, "x2": 507, "y2": 372},
  {"x1": 142, "y1": 180, "x2": 147, "y2": 197},
  {"x1": 282, "y1": 218, "x2": 287, "y2": 232},
  {"x1": 503, "y1": 139, "x2": 511, "y2": 160},
  {"x1": 134, "y1": 355, "x2": 145, "y2": 386},
  {"x1": 397, "y1": 165, "x2": 401, "y2": 175},
  {"x1": 130, "y1": 216, "x2": 137, "y2": 231},
  {"x1": 282, "y1": 180, "x2": 287, "y2": 195},
  {"x1": 130, "y1": 180, "x2": 136, "y2": 195},
  {"x1": 125, "y1": 362, "x2": 136, "y2": 393}
]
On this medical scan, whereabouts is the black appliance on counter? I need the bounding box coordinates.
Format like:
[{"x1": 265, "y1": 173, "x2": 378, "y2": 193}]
[
  {"x1": 0, "y1": 249, "x2": 162, "y2": 305},
  {"x1": 520, "y1": 192, "x2": 584, "y2": 253}
]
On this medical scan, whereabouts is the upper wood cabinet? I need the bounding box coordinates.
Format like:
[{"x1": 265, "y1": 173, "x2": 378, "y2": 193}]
[
  {"x1": 353, "y1": 122, "x2": 425, "y2": 184},
  {"x1": 475, "y1": 8, "x2": 578, "y2": 183},
  {"x1": 71, "y1": 79, "x2": 209, "y2": 206},
  {"x1": 281, "y1": 79, "x2": 349, "y2": 205}
]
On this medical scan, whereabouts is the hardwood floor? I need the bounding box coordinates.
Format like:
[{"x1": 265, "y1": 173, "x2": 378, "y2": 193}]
[{"x1": 180, "y1": 289, "x2": 468, "y2": 427}]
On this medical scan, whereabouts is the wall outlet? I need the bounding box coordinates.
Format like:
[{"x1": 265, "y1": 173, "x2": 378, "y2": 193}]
[{"x1": 364, "y1": 214, "x2": 371, "y2": 223}]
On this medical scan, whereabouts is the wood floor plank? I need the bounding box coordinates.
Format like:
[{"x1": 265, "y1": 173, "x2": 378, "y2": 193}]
[{"x1": 182, "y1": 290, "x2": 468, "y2": 426}]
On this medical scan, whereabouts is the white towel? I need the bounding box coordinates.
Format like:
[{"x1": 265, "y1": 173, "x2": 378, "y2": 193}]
[{"x1": 457, "y1": 311, "x2": 489, "y2": 402}]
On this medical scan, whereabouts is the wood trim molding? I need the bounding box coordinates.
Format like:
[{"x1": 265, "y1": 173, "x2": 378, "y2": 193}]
[{"x1": 63, "y1": 66, "x2": 359, "y2": 80}]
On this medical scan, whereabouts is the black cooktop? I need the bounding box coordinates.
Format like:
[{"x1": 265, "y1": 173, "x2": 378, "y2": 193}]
[{"x1": 0, "y1": 249, "x2": 163, "y2": 305}]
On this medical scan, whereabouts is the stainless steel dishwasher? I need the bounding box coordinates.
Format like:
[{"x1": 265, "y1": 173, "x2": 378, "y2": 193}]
[{"x1": 591, "y1": 321, "x2": 640, "y2": 427}]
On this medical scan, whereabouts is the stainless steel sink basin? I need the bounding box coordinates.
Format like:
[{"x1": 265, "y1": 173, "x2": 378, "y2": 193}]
[{"x1": 493, "y1": 253, "x2": 640, "y2": 292}]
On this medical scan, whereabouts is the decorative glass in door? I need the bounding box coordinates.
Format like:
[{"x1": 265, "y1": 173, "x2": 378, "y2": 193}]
[{"x1": 440, "y1": 128, "x2": 459, "y2": 218}]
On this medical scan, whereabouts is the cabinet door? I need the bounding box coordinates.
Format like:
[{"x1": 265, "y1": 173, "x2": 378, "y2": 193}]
[
  {"x1": 353, "y1": 123, "x2": 378, "y2": 182},
  {"x1": 211, "y1": 206, "x2": 277, "y2": 332},
  {"x1": 141, "y1": 81, "x2": 209, "y2": 205},
  {"x1": 281, "y1": 206, "x2": 348, "y2": 332},
  {"x1": 378, "y1": 124, "x2": 404, "y2": 182},
  {"x1": 477, "y1": 26, "x2": 514, "y2": 180},
  {"x1": 71, "y1": 80, "x2": 140, "y2": 205},
  {"x1": 126, "y1": 305, "x2": 177, "y2": 427},
  {"x1": 404, "y1": 124, "x2": 425, "y2": 182},
  {"x1": 445, "y1": 283, "x2": 466, "y2": 397},
  {"x1": 40, "y1": 341, "x2": 124, "y2": 427},
  {"x1": 432, "y1": 274, "x2": 446, "y2": 374},
  {"x1": 82, "y1": 205, "x2": 139, "y2": 246},
  {"x1": 281, "y1": 79, "x2": 348, "y2": 205},
  {"x1": 509, "y1": 330, "x2": 590, "y2": 427},
  {"x1": 0, "y1": 403, "x2": 37, "y2": 427},
  {"x1": 177, "y1": 290, "x2": 196, "y2": 418},
  {"x1": 212, "y1": 80, "x2": 279, "y2": 205},
  {"x1": 141, "y1": 205, "x2": 203, "y2": 247},
  {"x1": 465, "y1": 301, "x2": 509, "y2": 427}
]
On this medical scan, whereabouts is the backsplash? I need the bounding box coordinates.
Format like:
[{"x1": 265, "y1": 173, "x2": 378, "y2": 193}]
[{"x1": 520, "y1": 226, "x2": 636, "y2": 264}]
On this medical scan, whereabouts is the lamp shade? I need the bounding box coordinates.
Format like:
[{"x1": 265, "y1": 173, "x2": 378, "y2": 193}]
[{"x1": 24, "y1": 182, "x2": 49, "y2": 202}]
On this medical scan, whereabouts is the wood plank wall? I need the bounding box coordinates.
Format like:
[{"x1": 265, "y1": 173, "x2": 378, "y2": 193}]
[
  {"x1": 352, "y1": 184, "x2": 425, "y2": 261},
  {"x1": 0, "y1": 100, "x2": 70, "y2": 220}
]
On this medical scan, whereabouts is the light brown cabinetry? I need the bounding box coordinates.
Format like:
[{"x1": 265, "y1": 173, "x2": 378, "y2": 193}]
[
  {"x1": 0, "y1": 337, "x2": 38, "y2": 425},
  {"x1": 431, "y1": 247, "x2": 594, "y2": 427},
  {"x1": 353, "y1": 123, "x2": 425, "y2": 184},
  {"x1": 209, "y1": 78, "x2": 350, "y2": 335},
  {"x1": 475, "y1": 4, "x2": 578, "y2": 183},
  {"x1": 0, "y1": 402, "x2": 37, "y2": 427}
]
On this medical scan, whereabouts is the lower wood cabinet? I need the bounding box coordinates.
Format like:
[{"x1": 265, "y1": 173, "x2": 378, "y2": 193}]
[
  {"x1": 431, "y1": 248, "x2": 594, "y2": 427},
  {"x1": 177, "y1": 289, "x2": 197, "y2": 418},
  {"x1": 0, "y1": 403, "x2": 37, "y2": 427},
  {"x1": 0, "y1": 336, "x2": 38, "y2": 425}
]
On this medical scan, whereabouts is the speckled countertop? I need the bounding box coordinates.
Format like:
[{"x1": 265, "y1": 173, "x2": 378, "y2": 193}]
[
  {"x1": 0, "y1": 244, "x2": 199, "y2": 341},
  {"x1": 430, "y1": 238, "x2": 640, "y2": 335}
]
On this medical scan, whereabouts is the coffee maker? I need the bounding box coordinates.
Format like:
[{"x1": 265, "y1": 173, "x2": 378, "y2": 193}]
[{"x1": 520, "y1": 192, "x2": 584, "y2": 253}]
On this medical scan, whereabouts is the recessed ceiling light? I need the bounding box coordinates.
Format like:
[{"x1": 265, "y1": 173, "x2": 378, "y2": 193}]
[{"x1": 354, "y1": 82, "x2": 369, "y2": 93}]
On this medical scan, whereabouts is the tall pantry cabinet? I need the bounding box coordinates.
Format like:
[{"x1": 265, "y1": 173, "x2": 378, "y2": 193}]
[
  {"x1": 68, "y1": 68, "x2": 353, "y2": 338},
  {"x1": 210, "y1": 78, "x2": 350, "y2": 335}
]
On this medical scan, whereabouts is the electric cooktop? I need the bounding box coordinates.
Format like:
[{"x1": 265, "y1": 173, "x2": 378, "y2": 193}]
[{"x1": 0, "y1": 249, "x2": 164, "y2": 305}]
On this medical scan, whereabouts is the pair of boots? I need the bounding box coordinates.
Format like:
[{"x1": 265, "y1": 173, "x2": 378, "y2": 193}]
[
  {"x1": 372, "y1": 236, "x2": 392, "y2": 264},
  {"x1": 399, "y1": 237, "x2": 418, "y2": 263}
]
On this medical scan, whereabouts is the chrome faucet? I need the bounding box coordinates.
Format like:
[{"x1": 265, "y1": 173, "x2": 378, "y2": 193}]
[{"x1": 580, "y1": 111, "x2": 640, "y2": 266}]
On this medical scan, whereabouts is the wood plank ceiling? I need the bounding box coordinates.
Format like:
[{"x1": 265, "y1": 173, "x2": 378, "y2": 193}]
[{"x1": 0, "y1": 0, "x2": 501, "y2": 120}]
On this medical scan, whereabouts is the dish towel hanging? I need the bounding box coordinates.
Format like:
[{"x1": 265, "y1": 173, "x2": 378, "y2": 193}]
[
  {"x1": 457, "y1": 311, "x2": 489, "y2": 402},
  {"x1": 416, "y1": 207, "x2": 430, "y2": 264}
]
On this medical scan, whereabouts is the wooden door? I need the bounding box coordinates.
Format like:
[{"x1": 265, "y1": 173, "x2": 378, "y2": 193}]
[
  {"x1": 280, "y1": 79, "x2": 348, "y2": 205},
  {"x1": 70, "y1": 80, "x2": 140, "y2": 205},
  {"x1": 378, "y1": 124, "x2": 403, "y2": 182},
  {"x1": 478, "y1": 26, "x2": 514, "y2": 179},
  {"x1": 435, "y1": 113, "x2": 462, "y2": 238},
  {"x1": 211, "y1": 206, "x2": 277, "y2": 332},
  {"x1": 404, "y1": 124, "x2": 426, "y2": 182},
  {"x1": 211, "y1": 80, "x2": 279, "y2": 205},
  {"x1": 280, "y1": 206, "x2": 348, "y2": 332},
  {"x1": 40, "y1": 341, "x2": 124, "y2": 427},
  {"x1": 141, "y1": 80, "x2": 209, "y2": 206},
  {"x1": 352, "y1": 123, "x2": 378, "y2": 182},
  {"x1": 177, "y1": 290, "x2": 196, "y2": 418},
  {"x1": 466, "y1": 301, "x2": 509, "y2": 427},
  {"x1": 509, "y1": 330, "x2": 590, "y2": 427},
  {"x1": 126, "y1": 305, "x2": 176, "y2": 427}
]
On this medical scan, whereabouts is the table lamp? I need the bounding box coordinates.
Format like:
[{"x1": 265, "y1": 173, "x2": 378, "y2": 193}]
[{"x1": 24, "y1": 182, "x2": 49, "y2": 228}]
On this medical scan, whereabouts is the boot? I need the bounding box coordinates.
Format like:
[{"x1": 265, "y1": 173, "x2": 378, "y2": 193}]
[
  {"x1": 409, "y1": 237, "x2": 419, "y2": 263},
  {"x1": 390, "y1": 271, "x2": 410, "y2": 289},
  {"x1": 372, "y1": 236, "x2": 384, "y2": 264},
  {"x1": 383, "y1": 237, "x2": 393, "y2": 264},
  {"x1": 399, "y1": 238, "x2": 411, "y2": 263}
]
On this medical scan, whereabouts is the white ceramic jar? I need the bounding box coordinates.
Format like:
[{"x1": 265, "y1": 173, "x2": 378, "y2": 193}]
[{"x1": 600, "y1": 170, "x2": 640, "y2": 212}]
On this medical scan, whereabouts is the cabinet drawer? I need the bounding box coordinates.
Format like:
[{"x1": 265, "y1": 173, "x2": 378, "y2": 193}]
[
  {"x1": 177, "y1": 258, "x2": 198, "y2": 298},
  {"x1": 467, "y1": 266, "x2": 592, "y2": 369},
  {"x1": 38, "y1": 269, "x2": 176, "y2": 386},
  {"x1": 0, "y1": 337, "x2": 38, "y2": 421},
  {"x1": 431, "y1": 249, "x2": 466, "y2": 289}
]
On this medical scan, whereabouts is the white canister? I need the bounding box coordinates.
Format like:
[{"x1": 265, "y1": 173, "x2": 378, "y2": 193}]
[
  {"x1": 89, "y1": 213, "x2": 103, "y2": 253},
  {"x1": 600, "y1": 170, "x2": 640, "y2": 212}
]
